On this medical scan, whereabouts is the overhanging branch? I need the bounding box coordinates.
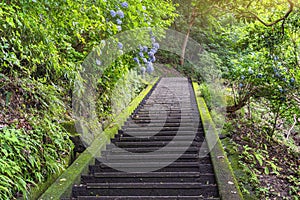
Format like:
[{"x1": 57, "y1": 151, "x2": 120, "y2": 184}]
[{"x1": 248, "y1": 0, "x2": 294, "y2": 27}]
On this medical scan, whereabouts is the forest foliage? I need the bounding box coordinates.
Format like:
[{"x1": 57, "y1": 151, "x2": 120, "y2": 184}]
[
  {"x1": 0, "y1": 0, "x2": 176, "y2": 199},
  {"x1": 171, "y1": 0, "x2": 300, "y2": 198},
  {"x1": 0, "y1": 0, "x2": 299, "y2": 199}
]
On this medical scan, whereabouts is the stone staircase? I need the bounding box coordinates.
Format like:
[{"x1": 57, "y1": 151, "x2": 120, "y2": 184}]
[{"x1": 63, "y1": 78, "x2": 220, "y2": 200}]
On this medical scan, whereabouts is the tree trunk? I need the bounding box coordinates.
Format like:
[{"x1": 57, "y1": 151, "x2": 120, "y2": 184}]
[{"x1": 180, "y1": 8, "x2": 196, "y2": 66}]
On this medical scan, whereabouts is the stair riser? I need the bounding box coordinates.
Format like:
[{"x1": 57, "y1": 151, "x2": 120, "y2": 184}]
[
  {"x1": 89, "y1": 166, "x2": 213, "y2": 174},
  {"x1": 81, "y1": 176, "x2": 216, "y2": 184},
  {"x1": 72, "y1": 187, "x2": 218, "y2": 197}
]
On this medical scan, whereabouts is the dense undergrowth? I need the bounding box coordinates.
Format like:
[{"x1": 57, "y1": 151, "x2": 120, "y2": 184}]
[
  {"x1": 0, "y1": 0, "x2": 176, "y2": 199},
  {"x1": 170, "y1": 0, "x2": 300, "y2": 199}
]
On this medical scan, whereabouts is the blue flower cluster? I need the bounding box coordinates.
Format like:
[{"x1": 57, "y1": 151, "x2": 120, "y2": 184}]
[
  {"x1": 133, "y1": 32, "x2": 160, "y2": 74},
  {"x1": 110, "y1": 2, "x2": 128, "y2": 31}
]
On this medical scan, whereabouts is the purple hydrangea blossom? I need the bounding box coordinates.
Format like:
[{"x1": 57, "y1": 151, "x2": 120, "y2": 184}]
[
  {"x1": 117, "y1": 25, "x2": 122, "y2": 31},
  {"x1": 153, "y1": 43, "x2": 159, "y2": 49},
  {"x1": 148, "y1": 51, "x2": 154, "y2": 58},
  {"x1": 121, "y1": 2, "x2": 129, "y2": 8},
  {"x1": 146, "y1": 62, "x2": 154, "y2": 73},
  {"x1": 117, "y1": 10, "x2": 124, "y2": 18},
  {"x1": 96, "y1": 59, "x2": 102, "y2": 66},
  {"x1": 110, "y1": 10, "x2": 116, "y2": 17},
  {"x1": 151, "y1": 37, "x2": 156, "y2": 43},
  {"x1": 133, "y1": 57, "x2": 140, "y2": 63},
  {"x1": 150, "y1": 48, "x2": 157, "y2": 54},
  {"x1": 139, "y1": 45, "x2": 144, "y2": 52},
  {"x1": 138, "y1": 52, "x2": 144, "y2": 57},
  {"x1": 140, "y1": 67, "x2": 146, "y2": 74},
  {"x1": 143, "y1": 46, "x2": 148, "y2": 52},
  {"x1": 116, "y1": 19, "x2": 122, "y2": 25},
  {"x1": 118, "y1": 42, "x2": 123, "y2": 49},
  {"x1": 150, "y1": 56, "x2": 156, "y2": 62},
  {"x1": 142, "y1": 58, "x2": 148, "y2": 63}
]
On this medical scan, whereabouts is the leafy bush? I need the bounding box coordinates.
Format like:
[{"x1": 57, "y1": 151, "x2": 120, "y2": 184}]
[{"x1": 0, "y1": 0, "x2": 177, "y2": 199}]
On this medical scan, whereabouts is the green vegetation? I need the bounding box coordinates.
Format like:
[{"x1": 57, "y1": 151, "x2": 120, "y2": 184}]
[
  {"x1": 1, "y1": 0, "x2": 299, "y2": 199},
  {"x1": 169, "y1": 0, "x2": 300, "y2": 198},
  {"x1": 0, "y1": 0, "x2": 176, "y2": 199}
]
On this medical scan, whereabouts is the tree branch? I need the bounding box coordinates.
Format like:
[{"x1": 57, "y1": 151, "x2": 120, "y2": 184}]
[
  {"x1": 286, "y1": 114, "x2": 297, "y2": 139},
  {"x1": 247, "y1": 0, "x2": 294, "y2": 27}
]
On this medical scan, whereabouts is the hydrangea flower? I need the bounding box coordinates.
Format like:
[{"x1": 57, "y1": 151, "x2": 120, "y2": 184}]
[
  {"x1": 241, "y1": 75, "x2": 245, "y2": 80},
  {"x1": 239, "y1": 83, "x2": 243, "y2": 88},
  {"x1": 140, "y1": 67, "x2": 146, "y2": 74},
  {"x1": 257, "y1": 73, "x2": 263, "y2": 78},
  {"x1": 143, "y1": 46, "x2": 148, "y2": 52},
  {"x1": 117, "y1": 25, "x2": 122, "y2": 31},
  {"x1": 138, "y1": 52, "x2": 144, "y2": 57},
  {"x1": 117, "y1": 10, "x2": 124, "y2": 18},
  {"x1": 150, "y1": 56, "x2": 156, "y2": 62},
  {"x1": 149, "y1": 29, "x2": 153, "y2": 36},
  {"x1": 110, "y1": 10, "x2": 116, "y2": 17},
  {"x1": 96, "y1": 59, "x2": 102, "y2": 66},
  {"x1": 121, "y1": 2, "x2": 129, "y2": 8},
  {"x1": 146, "y1": 62, "x2": 154, "y2": 73},
  {"x1": 142, "y1": 6, "x2": 146, "y2": 10},
  {"x1": 116, "y1": 19, "x2": 122, "y2": 25},
  {"x1": 142, "y1": 58, "x2": 148, "y2": 63},
  {"x1": 290, "y1": 77, "x2": 295, "y2": 83},
  {"x1": 150, "y1": 48, "x2": 157, "y2": 54},
  {"x1": 151, "y1": 37, "x2": 156, "y2": 43},
  {"x1": 118, "y1": 42, "x2": 123, "y2": 49},
  {"x1": 153, "y1": 42, "x2": 159, "y2": 49},
  {"x1": 133, "y1": 57, "x2": 139, "y2": 63},
  {"x1": 139, "y1": 45, "x2": 144, "y2": 52},
  {"x1": 148, "y1": 52, "x2": 154, "y2": 58}
]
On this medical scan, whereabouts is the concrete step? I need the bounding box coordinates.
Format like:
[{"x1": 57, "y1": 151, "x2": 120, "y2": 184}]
[
  {"x1": 89, "y1": 163, "x2": 214, "y2": 173},
  {"x1": 112, "y1": 135, "x2": 203, "y2": 142},
  {"x1": 72, "y1": 182, "x2": 219, "y2": 197},
  {"x1": 103, "y1": 146, "x2": 202, "y2": 154},
  {"x1": 106, "y1": 141, "x2": 201, "y2": 148},
  {"x1": 81, "y1": 172, "x2": 216, "y2": 185}
]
